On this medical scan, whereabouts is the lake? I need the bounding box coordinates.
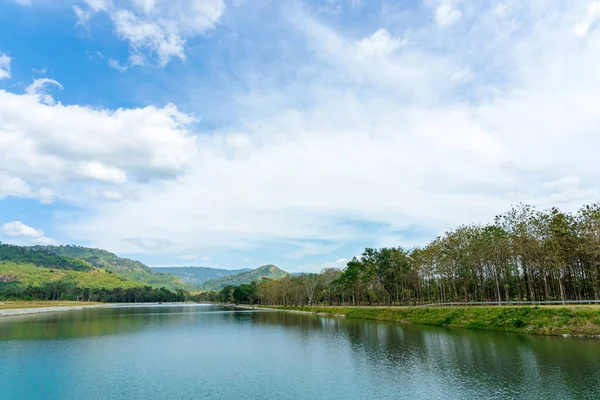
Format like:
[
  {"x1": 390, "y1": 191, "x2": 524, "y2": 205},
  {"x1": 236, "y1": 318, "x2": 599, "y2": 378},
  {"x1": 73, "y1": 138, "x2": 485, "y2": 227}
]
[{"x1": 0, "y1": 304, "x2": 599, "y2": 399}]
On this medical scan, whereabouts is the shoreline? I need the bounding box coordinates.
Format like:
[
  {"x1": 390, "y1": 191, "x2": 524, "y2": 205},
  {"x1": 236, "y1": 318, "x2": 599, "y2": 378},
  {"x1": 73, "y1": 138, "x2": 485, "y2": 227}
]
[
  {"x1": 0, "y1": 302, "x2": 191, "y2": 318},
  {"x1": 0, "y1": 304, "x2": 111, "y2": 318},
  {"x1": 236, "y1": 305, "x2": 600, "y2": 338}
]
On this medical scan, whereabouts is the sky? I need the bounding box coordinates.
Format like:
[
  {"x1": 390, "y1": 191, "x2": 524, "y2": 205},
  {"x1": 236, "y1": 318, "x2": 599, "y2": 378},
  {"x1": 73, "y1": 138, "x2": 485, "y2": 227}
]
[{"x1": 0, "y1": 0, "x2": 599, "y2": 272}]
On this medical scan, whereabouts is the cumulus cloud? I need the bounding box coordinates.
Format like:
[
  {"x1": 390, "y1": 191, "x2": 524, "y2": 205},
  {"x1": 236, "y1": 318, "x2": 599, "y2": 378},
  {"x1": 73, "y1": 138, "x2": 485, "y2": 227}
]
[
  {"x1": 0, "y1": 52, "x2": 11, "y2": 80},
  {"x1": 434, "y1": 2, "x2": 462, "y2": 27},
  {"x1": 0, "y1": 79, "x2": 197, "y2": 204},
  {"x1": 0, "y1": 221, "x2": 57, "y2": 245},
  {"x1": 76, "y1": 0, "x2": 225, "y2": 66},
  {"x1": 0, "y1": 172, "x2": 55, "y2": 204},
  {"x1": 0, "y1": 173, "x2": 33, "y2": 200}
]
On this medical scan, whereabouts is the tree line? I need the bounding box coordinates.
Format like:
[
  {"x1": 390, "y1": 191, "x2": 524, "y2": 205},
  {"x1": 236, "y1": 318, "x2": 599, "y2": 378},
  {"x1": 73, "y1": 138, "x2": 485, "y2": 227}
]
[
  {"x1": 216, "y1": 203, "x2": 600, "y2": 306},
  {"x1": 0, "y1": 283, "x2": 187, "y2": 303}
]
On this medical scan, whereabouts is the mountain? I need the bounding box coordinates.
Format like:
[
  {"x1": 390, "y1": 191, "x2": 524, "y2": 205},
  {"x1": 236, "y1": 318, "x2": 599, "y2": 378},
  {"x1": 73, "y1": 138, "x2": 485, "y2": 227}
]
[
  {"x1": 200, "y1": 265, "x2": 288, "y2": 291},
  {"x1": 0, "y1": 243, "x2": 147, "y2": 299},
  {"x1": 31, "y1": 245, "x2": 192, "y2": 291},
  {"x1": 0, "y1": 243, "x2": 93, "y2": 271},
  {"x1": 151, "y1": 267, "x2": 251, "y2": 288}
]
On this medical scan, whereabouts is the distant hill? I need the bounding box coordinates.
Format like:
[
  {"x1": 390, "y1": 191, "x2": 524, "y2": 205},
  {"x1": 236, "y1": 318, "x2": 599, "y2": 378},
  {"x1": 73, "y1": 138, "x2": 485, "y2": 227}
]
[
  {"x1": 201, "y1": 265, "x2": 288, "y2": 291},
  {"x1": 151, "y1": 267, "x2": 251, "y2": 288},
  {"x1": 31, "y1": 245, "x2": 192, "y2": 291}
]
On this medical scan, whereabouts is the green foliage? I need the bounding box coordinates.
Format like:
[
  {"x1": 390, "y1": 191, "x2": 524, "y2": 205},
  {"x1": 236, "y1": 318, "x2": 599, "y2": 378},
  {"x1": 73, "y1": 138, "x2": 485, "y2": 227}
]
[
  {"x1": 151, "y1": 267, "x2": 251, "y2": 287},
  {"x1": 0, "y1": 243, "x2": 93, "y2": 271},
  {"x1": 201, "y1": 265, "x2": 288, "y2": 291},
  {"x1": 33, "y1": 245, "x2": 192, "y2": 291},
  {"x1": 232, "y1": 282, "x2": 257, "y2": 304}
]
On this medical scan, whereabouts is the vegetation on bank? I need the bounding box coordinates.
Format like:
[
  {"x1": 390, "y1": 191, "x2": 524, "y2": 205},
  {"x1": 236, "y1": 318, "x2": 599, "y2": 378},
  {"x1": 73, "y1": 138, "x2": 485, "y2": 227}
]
[{"x1": 266, "y1": 305, "x2": 600, "y2": 336}]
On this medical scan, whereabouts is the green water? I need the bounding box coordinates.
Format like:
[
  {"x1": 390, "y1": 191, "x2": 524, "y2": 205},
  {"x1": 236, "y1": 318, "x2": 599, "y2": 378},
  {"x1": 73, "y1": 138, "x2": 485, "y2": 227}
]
[{"x1": 0, "y1": 305, "x2": 599, "y2": 399}]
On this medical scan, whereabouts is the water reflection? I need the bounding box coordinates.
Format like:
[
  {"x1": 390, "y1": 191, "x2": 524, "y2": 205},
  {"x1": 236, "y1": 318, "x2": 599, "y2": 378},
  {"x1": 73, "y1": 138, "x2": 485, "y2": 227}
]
[
  {"x1": 245, "y1": 310, "x2": 600, "y2": 400},
  {"x1": 0, "y1": 305, "x2": 252, "y2": 340}
]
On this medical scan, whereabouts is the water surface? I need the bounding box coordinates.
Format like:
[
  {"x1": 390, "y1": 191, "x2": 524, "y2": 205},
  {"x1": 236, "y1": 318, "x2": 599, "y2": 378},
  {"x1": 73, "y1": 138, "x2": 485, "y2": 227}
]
[{"x1": 0, "y1": 304, "x2": 599, "y2": 399}]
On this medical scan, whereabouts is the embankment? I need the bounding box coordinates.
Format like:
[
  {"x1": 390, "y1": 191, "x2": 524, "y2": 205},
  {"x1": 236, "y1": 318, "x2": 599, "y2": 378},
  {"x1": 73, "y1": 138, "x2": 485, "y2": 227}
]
[
  {"x1": 0, "y1": 303, "x2": 109, "y2": 317},
  {"x1": 260, "y1": 305, "x2": 600, "y2": 337}
]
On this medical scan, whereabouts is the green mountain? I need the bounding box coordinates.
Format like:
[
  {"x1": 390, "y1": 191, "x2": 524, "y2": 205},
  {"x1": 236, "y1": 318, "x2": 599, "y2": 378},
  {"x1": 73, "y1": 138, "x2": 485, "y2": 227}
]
[
  {"x1": 201, "y1": 265, "x2": 288, "y2": 291},
  {"x1": 151, "y1": 267, "x2": 251, "y2": 288},
  {"x1": 0, "y1": 243, "x2": 93, "y2": 271},
  {"x1": 0, "y1": 261, "x2": 143, "y2": 292},
  {"x1": 32, "y1": 245, "x2": 192, "y2": 291},
  {"x1": 0, "y1": 243, "x2": 143, "y2": 299}
]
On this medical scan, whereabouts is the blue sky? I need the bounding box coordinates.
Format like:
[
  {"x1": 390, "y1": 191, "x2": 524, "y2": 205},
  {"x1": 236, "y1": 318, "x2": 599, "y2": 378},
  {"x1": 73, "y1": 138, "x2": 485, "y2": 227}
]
[{"x1": 0, "y1": 0, "x2": 599, "y2": 272}]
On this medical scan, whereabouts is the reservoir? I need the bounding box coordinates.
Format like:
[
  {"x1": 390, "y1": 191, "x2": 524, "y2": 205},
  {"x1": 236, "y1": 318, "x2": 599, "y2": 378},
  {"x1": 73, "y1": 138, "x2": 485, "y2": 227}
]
[{"x1": 0, "y1": 304, "x2": 599, "y2": 399}]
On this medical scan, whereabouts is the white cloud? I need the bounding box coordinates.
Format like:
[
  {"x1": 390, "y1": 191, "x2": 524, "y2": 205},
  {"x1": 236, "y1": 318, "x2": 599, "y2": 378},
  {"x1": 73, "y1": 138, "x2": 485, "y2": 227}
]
[
  {"x1": 0, "y1": 52, "x2": 11, "y2": 80},
  {"x1": 73, "y1": 5, "x2": 93, "y2": 28},
  {"x1": 102, "y1": 190, "x2": 123, "y2": 200},
  {"x1": 574, "y1": 2, "x2": 600, "y2": 38},
  {"x1": 0, "y1": 173, "x2": 32, "y2": 200},
  {"x1": 37, "y1": 188, "x2": 56, "y2": 204},
  {"x1": 0, "y1": 172, "x2": 55, "y2": 204},
  {"x1": 355, "y1": 29, "x2": 406, "y2": 57},
  {"x1": 78, "y1": 161, "x2": 128, "y2": 184},
  {"x1": 297, "y1": 258, "x2": 350, "y2": 273},
  {"x1": 434, "y1": 2, "x2": 462, "y2": 27},
  {"x1": 0, "y1": 221, "x2": 57, "y2": 245},
  {"x1": 25, "y1": 78, "x2": 63, "y2": 106},
  {"x1": 77, "y1": 0, "x2": 225, "y2": 66},
  {"x1": 0, "y1": 79, "x2": 197, "y2": 204},
  {"x1": 5, "y1": 2, "x2": 600, "y2": 264},
  {"x1": 128, "y1": 53, "x2": 145, "y2": 67},
  {"x1": 108, "y1": 58, "x2": 128, "y2": 72},
  {"x1": 59, "y1": 2, "x2": 600, "y2": 258}
]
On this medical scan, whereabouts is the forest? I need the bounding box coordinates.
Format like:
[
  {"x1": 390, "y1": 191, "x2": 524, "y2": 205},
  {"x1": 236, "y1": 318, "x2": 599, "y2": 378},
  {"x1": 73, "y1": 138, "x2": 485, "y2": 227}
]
[
  {"x1": 207, "y1": 203, "x2": 600, "y2": 306},
  {"x1": 0, "y1": 243, "x2": 93, "y2": 271}
]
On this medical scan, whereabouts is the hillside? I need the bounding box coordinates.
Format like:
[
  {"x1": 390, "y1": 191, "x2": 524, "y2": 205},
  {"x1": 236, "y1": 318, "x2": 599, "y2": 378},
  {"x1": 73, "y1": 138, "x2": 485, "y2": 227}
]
[
  {"x1": 0, "y1": 243, "x2": 93, "y2": 271},
  {"x1": 201, "y1": 265, "x2": 288, "y2": 291},
  {"x1": 151, "y1": 267, "x2": 251, "y2": 287},
  {"x1": 0, "y1": 262, "x2": 185, "y2": 303},
  {"x1": 0, "y1": 262, "x2": 142, "y2": 291},
  {"x1": 32, "y1": 245, "x2": 192, "y2": 291}
]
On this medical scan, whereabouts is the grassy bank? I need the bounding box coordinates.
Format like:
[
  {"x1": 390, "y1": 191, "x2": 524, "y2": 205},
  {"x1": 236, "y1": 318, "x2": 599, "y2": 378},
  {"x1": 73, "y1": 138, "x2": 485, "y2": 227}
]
[{"x1": 265, "y1": 305, "x2": 600, "y2": 337}]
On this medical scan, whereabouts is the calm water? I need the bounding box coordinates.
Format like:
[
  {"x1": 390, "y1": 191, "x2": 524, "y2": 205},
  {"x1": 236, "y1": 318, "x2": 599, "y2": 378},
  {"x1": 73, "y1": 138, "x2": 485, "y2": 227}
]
[{"x1": 0, "y1": 305, "x2": 599, "y2": 400}]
